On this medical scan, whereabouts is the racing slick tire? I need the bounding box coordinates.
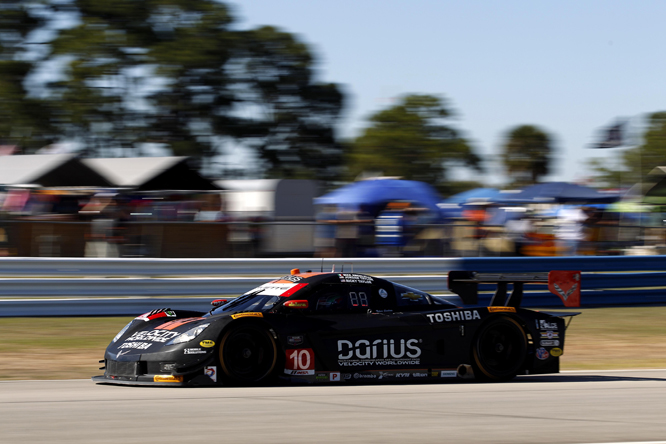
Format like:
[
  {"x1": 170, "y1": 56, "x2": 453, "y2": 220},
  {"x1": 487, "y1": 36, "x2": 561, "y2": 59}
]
[
  {"x1": 472, "y1": 316, "x2": 527, "y2": 382},
  {"x1": 218, "y1": 323, "x2": 278, "y2": 386}
]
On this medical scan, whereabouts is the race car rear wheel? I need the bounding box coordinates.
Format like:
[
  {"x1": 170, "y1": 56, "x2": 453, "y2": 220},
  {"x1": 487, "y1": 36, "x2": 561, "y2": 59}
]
[
  {"x1": 219, "y1": 323, "x2": 278, "y2": 385},
  {"x1": 472, "y1": 316, "x2": 527, "y2": 382}
]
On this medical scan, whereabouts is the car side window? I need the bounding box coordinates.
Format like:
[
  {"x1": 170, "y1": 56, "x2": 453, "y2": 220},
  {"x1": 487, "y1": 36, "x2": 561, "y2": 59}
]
[
  {"x1": 311, "y1": 284, "x2": 371, "y2": 313},
  {"x1": 315, "y1": 292, "x2": 346, "y2": 312}
]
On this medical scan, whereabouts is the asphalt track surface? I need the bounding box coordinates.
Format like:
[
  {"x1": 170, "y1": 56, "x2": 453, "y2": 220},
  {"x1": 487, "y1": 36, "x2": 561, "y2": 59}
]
[{"x1": 2, "y1": 369, "x2": 666, "y2": 444}]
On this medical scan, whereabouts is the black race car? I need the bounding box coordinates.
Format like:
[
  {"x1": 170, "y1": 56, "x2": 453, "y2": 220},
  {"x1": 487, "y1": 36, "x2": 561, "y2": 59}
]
[{"x1": 93, "y1": 269, "x2": 581, "y2": 386}]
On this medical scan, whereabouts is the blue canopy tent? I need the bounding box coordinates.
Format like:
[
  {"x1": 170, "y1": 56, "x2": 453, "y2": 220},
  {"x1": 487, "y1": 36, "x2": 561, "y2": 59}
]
[
  {"x1": 442, "y1": 188, "x2": 502, "y2": 204},
  {"x1": 314, "y1": 179, "x2": 443, "y2": 216},
  {"x1": 493, "y1": 182, "x2": 620, "y2": 204},
  {"x1": 437, "y1": 188, "x2": 501, "y2": 219}
]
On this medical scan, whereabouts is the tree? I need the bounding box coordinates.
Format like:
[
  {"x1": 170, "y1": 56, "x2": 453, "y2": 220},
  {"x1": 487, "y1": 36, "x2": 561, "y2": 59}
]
[
  {"x1": 0, "y1": 2, "x2": 57, "y2": 152},
  {"x1": 501, "y1": 125, "x2": 554, "y2": 186},
  {"x1": 1, "y1": 1, "x2": 345, "y2": 182},
  {"x1": 623, "y1": 112, "x2": 666, "y2": 184},
  {"x1": 347, "y1": 94, "x2": 480, "y2": 191},
  {"x1": 213, "y1": 26, "x2": 345, "y2": 182},
  {"x1": 589, "y1": 112, "x2": 666, "y2": 189}
]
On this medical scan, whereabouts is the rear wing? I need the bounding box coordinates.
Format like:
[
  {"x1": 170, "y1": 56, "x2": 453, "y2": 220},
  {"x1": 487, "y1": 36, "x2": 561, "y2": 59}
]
[{"x1": 448, "y1": 270, "x2": 581, "y2": 308}]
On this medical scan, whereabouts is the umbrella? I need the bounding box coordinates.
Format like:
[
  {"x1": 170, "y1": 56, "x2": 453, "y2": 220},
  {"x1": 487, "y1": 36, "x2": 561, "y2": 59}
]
[
  {"x1": 437, "y1": 188, "x2": 501, "y2": 219},
  {"x1": 493, "y1": 182, "x2": 620, "y2": 204},
  {"x1": 314, "y1": 179, "x2": 443, "y2": 215},
  {"x1": 441, "y1": 188, "x2": 501, "y2": 204}
]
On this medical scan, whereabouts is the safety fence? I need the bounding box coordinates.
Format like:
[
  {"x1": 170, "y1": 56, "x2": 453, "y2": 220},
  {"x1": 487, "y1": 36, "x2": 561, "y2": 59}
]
[{"x1": 1, "y1": 255, "x2": 665, "y2": 316}]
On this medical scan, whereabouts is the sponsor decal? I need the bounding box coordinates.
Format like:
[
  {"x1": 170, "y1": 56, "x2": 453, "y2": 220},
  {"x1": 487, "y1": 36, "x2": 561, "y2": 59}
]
[
  {"x1": 377, "y1": 371, "x2": 392, "y2": 380},
  {"x1": 184, "y1": 348, "x2": 207, "y2": 355},
  {"x1": 154, "y1": 317, "x2": 204, "y2": 331},
  {"x1": 401, "y1": 292, "x2": 422, "y2": 301},
  {"x1": 540, "y1": 331, "x2": 559, "y2": 340},
  {"x1": 353, "y1": 373, "x2": 377, "y2": 379},
  {"x1": 285, "y1": 348, "x2": 315, "y2": 375},
  {"x1": 537, "y1": 319, "x2": 558, "y2": 330},
  {"x1": 552, "y1": 282, "x2": 578, "y2": 300},
  {"x1": 488, "y1": 307, "x2": 516, "y2": 313},
  {"x1": 550, "y1": 347, "x2": 563, "y2": 357},
  {"x1": 548, "y1": 271, "x2": 581, "y2": 307},
  {"x1": 245, "y1": 282, "x2": 308, "y2": 297},
  {"x1": 337, "y1": 338, "x2": 422, "y2": 366},
  {"x1": 136, "y1": 309, "x2": 177, "y2": 322},
  {"x1": 116, "y1": 350, "x2": 130, "y2": 358},
  {"x1": 440, "y1": 370, "x2": 458, "y2": 378},
  {"x1": 126, "y1": 330, "x2": 180, "y2": 343},
  {"x1": 231, "y1": 312, "x2": 263, "y2": 320},
  {"x1": 379, "y1": 288, "x2": 388, "y2": 298},
  {"x1": 287, "y1": 335, "x2": 304, "y2": 346},
  {"x1": 343, "y1": 373, "x2": 352, "y2": 380},
  {"x1": 536, "y1": 347, "x2": 550, "y2": 360},
  {"x1": 426, "y1": 310, "x2": 481, "y2": 324},
  {"x1": 284, "y1": 300, "x2": 308, "y2": 308},
  {"x1": 395, "y1": 372, "x2": 411, "y2": 378},
  {"x1": 315, "y1": 373, "x2": 328, "y2": 381},
  {"x1": 540, "y1": 340, "x2": 560, "y2": 347},
  {"x1": 204, "y1": 366, "x2": 217, "y2": 382},
  {"x1": 200, "y1": 340, "x2": 215, "y2": 348},
  {"x1": 285, "y1": 369, "x2": 314, "y2": 376},
  {"x1": 330, "y1": 372, "x2": 341, "y2": 381},
  {"x1": 118, "y1": 342, "x2": 151, "y2": 350},
  {"x1": 338, "y1": 273, "x2": 373, "y2": 284},
  {"x1": 412, "y1": 372, "x2": 428, "y2": 378},
  {"x1": 279, "y1": 275, "x2": 303, "y2": 282}
]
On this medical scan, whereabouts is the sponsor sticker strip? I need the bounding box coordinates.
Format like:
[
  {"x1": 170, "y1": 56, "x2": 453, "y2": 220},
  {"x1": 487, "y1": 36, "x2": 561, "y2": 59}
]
[
  {"x1": 427, "y1": 310, "x2": 481, "y2": 323},
  {"x1": 338, "y1": 273, "x2": 373, "y2": 284},
  {"x1": 337, "y1": 339, "x2": 422, "y2": 366},
  {"x1": 126, "y1": 330, "x2": 180, "y2": 343},
  {"x1": 244, "y1": 282, "x2": 304, "y2": 297}
]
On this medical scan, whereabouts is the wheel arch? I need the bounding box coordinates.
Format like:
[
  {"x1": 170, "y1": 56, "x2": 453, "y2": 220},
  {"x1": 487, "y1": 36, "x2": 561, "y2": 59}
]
[{"x1": 471, "y1": 314, "x2": 528, "y2": 382}]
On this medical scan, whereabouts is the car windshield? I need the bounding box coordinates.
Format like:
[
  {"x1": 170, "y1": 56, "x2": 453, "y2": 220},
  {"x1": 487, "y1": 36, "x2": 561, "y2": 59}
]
[{"x1": 206, "y1": 290, "x2": 281, "y2": 316}]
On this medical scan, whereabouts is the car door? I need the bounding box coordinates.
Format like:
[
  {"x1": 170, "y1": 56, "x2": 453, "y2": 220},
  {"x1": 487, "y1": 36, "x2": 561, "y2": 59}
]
[{"x1": 303, "y1": 282, "x2": 430, "y2": 373}]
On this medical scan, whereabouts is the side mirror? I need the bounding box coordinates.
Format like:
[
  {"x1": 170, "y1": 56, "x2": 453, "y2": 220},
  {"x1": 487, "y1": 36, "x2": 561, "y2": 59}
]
[
  {"x1": 211, "y1": 299, "x2": 228, "y2": 307},
  {"x1": 283, "y1": 300, "x2": 309, "y2": 309}
]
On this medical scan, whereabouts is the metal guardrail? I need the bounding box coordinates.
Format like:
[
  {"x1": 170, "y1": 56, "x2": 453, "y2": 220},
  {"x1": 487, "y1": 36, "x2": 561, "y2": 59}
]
[
  {"x1": 2, "y1": 255, "x2": 666, "y2": 316},
  {"x1": 0, "y1": 275, "x2": 448, "y2": 297},
  {"x1": 0, "y1": 256, "x2": 461, "y2": 277}
]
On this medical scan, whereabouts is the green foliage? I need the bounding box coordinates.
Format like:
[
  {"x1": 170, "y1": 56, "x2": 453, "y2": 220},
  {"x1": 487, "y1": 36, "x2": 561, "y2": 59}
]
[
  {"x1": 589, "y1": 112, "x2": 666, "y2": 188},
  {"x1": 0, "y1": 0, "x2": 345, "y2": 182},
  {"x1": 0, "y1": 2, "x2": 56, "y2": 150},
  {"x1": 348, "y1": 94, "x2": 480, "y2": 191},
  {"x1": 443, "y1": 180, "x2": 485, "y2": 196},
  {"x1": 501, "y1": 125, "x2": 553, "y2": 186},
  {"x1": 626, "y1": 112, "x2": 666, "y2": 182}
]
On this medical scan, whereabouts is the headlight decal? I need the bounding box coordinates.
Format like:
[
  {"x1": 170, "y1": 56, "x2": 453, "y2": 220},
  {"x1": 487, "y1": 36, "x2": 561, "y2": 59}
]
[{"x1": 166, "y1": 323, "x2": 210, "y2": 345}]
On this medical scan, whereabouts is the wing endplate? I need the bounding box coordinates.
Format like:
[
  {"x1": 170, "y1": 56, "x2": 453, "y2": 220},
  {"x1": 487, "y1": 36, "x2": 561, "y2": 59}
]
[{"x1": 448, "y1": 270, "x2": 581, "y2": 307}]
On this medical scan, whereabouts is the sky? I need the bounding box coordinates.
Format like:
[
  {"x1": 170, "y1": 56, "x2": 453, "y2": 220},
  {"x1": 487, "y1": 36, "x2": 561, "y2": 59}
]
[{"x1": 231, "y1": 0, "x2": 666, "y2": 186}]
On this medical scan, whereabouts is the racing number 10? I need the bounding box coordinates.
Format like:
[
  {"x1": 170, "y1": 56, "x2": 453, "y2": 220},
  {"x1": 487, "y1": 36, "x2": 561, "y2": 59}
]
[
  {"x1": 285, "y1": 348, "x2": 315, "y2": 374},
  {"x1": 289, "y1": 349, "x2": 311, "y2": 369},
  {"x1": 349, "y1": 292, "x2": 368, "y2": 307}
]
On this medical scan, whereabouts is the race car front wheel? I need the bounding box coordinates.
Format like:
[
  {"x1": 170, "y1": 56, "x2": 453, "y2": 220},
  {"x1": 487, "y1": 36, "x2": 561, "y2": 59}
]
[
  {"x1": 472, "y1": 316, "x2": 527, "y2": 381},
  {"x1": 219, "y1": 323, "x2": 278, "y2": 385}
]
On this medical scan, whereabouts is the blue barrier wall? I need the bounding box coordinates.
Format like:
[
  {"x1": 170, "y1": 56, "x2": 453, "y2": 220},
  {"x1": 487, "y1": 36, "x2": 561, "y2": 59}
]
[{"x1": 456, "y1": 255, "x2": 666, "y2": 308}]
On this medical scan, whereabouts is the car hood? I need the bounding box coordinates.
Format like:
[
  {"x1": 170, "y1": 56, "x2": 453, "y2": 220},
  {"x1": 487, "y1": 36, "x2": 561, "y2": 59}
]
[{"x1": 108, "y1": 316, "x2": 214, "y2": 358}]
